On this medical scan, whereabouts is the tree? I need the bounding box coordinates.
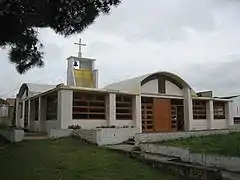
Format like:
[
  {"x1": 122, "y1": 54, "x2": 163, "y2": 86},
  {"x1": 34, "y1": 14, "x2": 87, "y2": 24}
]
[{"x1": 0, "y1": 0, "x2": 121, "y2": 74}]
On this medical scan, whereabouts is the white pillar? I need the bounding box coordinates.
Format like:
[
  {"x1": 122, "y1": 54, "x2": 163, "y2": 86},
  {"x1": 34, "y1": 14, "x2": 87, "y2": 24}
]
[
  {"x1": 57, "y1": 89, "x2": 73, "y2": 129},
  {"x1": 38, "y1": 97, "x2": 41, "y2": 122},
  {"x1": 27, "y1": 100, "x2": 31, "y2": 129},
  {"x1": 225, "y1": 101, "x2": 234, "y2": 127},
  {"x1": 15, "y1": 96, "x2": 20, "y2": 127},
  {"x1": 133, "y1": 95, "x2": 142, "y2": 133},
  {"x1": 29, "y1": 99, "x2": 35, "y2": 131},
  {"x1": 206, "y1": 100, "x2": 214, "y2": 129},
  {"x1": 21, "y1": 100, "x2": 25, "y2": 128},
  {"x1": 107, "y1": 93, "x2": 116, "y2": 126},
  {"x1": 183, "y1": 87, "x2": 193, "y2": 131}
]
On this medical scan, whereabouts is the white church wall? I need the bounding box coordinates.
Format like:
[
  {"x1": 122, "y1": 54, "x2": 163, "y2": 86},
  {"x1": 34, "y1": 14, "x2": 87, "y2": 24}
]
[
  {"x1": 141, "y1": 79, "x2": 183, "y2": 97},
  {"x1": 58, "y1": 89, "x2": 72, "y2": 129},
  {"x1": 212, "y1": 119, "x2": 227, "y2": 129},
  {"x1": 191, "y1": 119, "x2": 208, "y2": 130},
  {"x1": 165, "y1": 80, "x2": 183, "y2": 96},
  {"x1": 232, "y1": 96, "x2": 240, "y2": 118},
  {"x1": 141, "y1": 79, "x2": 158, "y2": 94}
]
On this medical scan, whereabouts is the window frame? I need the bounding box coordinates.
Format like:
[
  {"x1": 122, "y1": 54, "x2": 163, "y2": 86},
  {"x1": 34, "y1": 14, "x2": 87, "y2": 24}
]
[
  {"x1": 213, "y1": 101, "x2": 225, "y2": 120},
  {"x1": 46, "y1": 93, "x2": 58, "y2": 121},
  {"x1": 72, "y1": 92, "x2": 106, "y2": 120},
  {"x1": 192, "y1": 100, "x2": 207, "y2": 120},
  {"x1": 116, "y1": 94, "x2": 133, "y2": 120}
]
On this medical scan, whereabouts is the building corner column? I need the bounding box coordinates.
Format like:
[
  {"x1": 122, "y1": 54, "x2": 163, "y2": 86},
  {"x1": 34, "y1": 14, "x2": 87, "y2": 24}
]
[
  {"x1": 107, "y1": 93, "x2": 116, "y2": 126},
  {"x1": 27, "y1": 100, "x2": 31, "y2": 129},
  {"x1": 133, "y1": 95, "x2": 142, "y2": 133},
  {"x1": 207, "y1": 100, "x2": 214, "y2": 130},
  {"x1": 20, "y1": 100, "x2": 25, "y2": 128},
  {"x1": 15, "y1": 96, "x2": 20, "y2": 127},
  {"x1": 57, "y1": 89, "x2": 73, "y2": 129},
  {"x1": 226, "y1": 101, "x2": 234, "y2": 127},
  {"x1": 183, "y1": 87, "x2": 193, "y2": 131}
]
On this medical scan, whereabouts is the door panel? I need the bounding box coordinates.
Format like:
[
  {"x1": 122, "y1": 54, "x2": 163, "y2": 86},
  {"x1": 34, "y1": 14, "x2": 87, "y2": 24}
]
[{"x1": 154, "y1": 98, "x2": 171, "y2": 132}]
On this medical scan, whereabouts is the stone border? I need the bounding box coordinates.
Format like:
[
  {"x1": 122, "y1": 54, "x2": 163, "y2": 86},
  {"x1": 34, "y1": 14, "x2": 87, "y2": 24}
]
[
  {"x1": 140, "y1": 143, "x2": 240, "y2": 172},
  {"x1": 48, "y1": 129, "x2": 73, "y2": 138}
]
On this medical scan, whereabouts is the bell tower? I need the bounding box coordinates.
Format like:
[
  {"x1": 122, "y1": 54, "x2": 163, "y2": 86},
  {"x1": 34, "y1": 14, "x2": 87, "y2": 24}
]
[{"x1": 66, "y1": 38, "x2": 98, "y2": 88}]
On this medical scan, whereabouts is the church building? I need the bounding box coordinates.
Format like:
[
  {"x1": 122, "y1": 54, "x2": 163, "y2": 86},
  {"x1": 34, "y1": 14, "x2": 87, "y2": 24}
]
[{"x1": 15, "y1": 39, "x2": 234, "y2": 134}]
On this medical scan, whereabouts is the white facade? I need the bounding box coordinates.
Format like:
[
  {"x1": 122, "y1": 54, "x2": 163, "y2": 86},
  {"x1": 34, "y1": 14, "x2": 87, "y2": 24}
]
[{"x1": 15, "y1": 72, "x2": 233, "y2": 134}]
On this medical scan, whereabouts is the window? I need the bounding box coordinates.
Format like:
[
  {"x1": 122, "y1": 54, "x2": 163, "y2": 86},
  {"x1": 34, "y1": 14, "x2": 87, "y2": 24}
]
[
  {"x1": 72, "y1": 92, "x2": 106, "y2": 119},
  {"x1": 234, "y1": 117, "x2": 240, "y2": 124},
  {"x1": 192, "y1": 100, "x2": 207, "y2": 119},
  {"x1": 46, "y1": 93, "x2": 57, "y2": 120},
  {"x1": 158, "y1": 77, "x2": 165, "y2": 93},
  {"x1": 213, "y1": 101, "x2": 225, "y2": 119},
  {"x1": 116, "y1": 95, "x2": 133, "y2": 120},
  {"x1": 34, "y1": 99, "x2": 39, "y2": 121}
]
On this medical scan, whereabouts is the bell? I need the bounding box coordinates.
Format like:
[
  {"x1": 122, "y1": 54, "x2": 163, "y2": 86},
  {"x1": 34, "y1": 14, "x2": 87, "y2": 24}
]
[{"x1": 73, "y1": 61, "x2": 78, "y2": 67}]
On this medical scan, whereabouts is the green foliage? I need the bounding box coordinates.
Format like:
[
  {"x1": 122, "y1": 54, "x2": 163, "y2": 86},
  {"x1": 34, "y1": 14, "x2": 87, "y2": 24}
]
[
  {"x1": 0, "y1": 137, "x2": 176, "y2": 180},
  {"x1": 0, "y1": 0, "x2": 121, "y2": 74},
  {"x1": 161, "y1": 132, "x2": 240, "y2": 157}
]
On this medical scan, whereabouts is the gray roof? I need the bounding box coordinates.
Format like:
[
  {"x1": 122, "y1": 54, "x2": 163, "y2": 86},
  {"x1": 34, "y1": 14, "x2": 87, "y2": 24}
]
[
  {"x1": 104, "y1": 71, "x2": 196, "y2": 95},
  {"x1": 18, "y1": 83, "x2": 56, "y2": 98},
  {"x1": 24, "y1": 83, "x2": 56, "y2": 93},
  {"x1": 215, "y1": 95, "x2": 240, "y2": 99}
]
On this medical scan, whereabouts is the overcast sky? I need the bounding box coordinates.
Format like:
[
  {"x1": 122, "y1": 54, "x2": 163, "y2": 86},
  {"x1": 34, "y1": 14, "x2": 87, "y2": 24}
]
[{"x1": 1, "y1": 0, "x2": 240, "y2": 98}]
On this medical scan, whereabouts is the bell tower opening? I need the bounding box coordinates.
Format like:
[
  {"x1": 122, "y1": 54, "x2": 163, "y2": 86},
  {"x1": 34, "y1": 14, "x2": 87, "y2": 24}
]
[{"x1": 66, "y1": 38, "x2": 98, "y2": 88}]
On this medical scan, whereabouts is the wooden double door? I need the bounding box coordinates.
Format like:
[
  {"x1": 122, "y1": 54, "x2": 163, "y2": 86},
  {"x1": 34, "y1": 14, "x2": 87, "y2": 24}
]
[{"x1": 142, "y1": 98, "x2": 183, "y2": 132}]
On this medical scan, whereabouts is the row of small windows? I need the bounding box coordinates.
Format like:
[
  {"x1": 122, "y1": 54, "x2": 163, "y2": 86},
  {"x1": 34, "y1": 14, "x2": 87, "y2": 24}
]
[
  {"x1": 193, "y1": 100, "x2": 226, "y2": 120},
  {"x1": 26, "y1": 93, "x2": 227, "y2": 121},
  {"x1": 72, "y1": 92, "x2": 133, "y2": 120}
]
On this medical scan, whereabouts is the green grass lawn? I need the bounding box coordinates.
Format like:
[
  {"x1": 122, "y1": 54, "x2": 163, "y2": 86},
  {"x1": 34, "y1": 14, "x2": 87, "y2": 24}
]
[
  {"x1": 161, "y1": 132, "x2": 240, "y2": 157},
  {"x1": 0, "y1": 137, "x2": 177, "y2": 180}
]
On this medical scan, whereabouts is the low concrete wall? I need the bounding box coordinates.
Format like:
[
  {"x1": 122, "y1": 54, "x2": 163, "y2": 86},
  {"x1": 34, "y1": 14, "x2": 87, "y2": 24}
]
[
  {"x1": 74, "y1": 128, "x2": 139, "y2": 146},
  {"x1": 140, "y1": 144, "x2": 240, "y2": 172},
  {"x1": 192, "y1": 119, "x2": 208, "y2": 130},
  {"x1": 212, "y1": 119, "x2": 227, "y2": 129},
  {"x1": 97, "y1": 128, "x2": 139, "y2": 145},
  {"x1": 135, "y1": 129, "x2": 240, "y2": 144},
  {"x1": 48, "y1": 129, "x2": 73, "y2": 138},
  {"x1": 73, "y1": 129, "x2": 98, "y2": 144},
  {"x1": 0, "y1": 129, "x2": 24, "y2": 142}
]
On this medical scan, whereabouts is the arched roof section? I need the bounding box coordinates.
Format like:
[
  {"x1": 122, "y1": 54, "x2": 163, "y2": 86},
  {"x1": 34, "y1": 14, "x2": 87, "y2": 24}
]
[
  {"x1": 104, "y1": 71, "x2": 196, "y2": 95},
  {"x1": 18, "y1": 83, "x2": 56, "y2": 98}
]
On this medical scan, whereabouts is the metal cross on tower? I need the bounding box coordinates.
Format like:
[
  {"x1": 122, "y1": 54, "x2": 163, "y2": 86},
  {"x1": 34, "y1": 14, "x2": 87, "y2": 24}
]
[{"x1": 74, "y1": 38, "x2": 86, "y2": 58}]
